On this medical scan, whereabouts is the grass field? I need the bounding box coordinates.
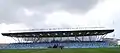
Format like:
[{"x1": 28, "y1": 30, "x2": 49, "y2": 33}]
[{"x1": 0, "y1": 48, "x2": 120, "y2": 53}]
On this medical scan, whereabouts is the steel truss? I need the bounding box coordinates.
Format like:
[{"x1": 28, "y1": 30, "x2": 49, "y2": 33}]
[{"x1": 11, "y1": 34, "x2": 107, "y2": 43}]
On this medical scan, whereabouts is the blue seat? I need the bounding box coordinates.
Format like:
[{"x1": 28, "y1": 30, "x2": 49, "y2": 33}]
[{"x1": 0, "y1": 41, "x2": 117, "y2": 49}]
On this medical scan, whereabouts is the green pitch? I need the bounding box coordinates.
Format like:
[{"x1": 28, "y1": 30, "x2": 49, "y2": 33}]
[{"x1": 0, "y1": 48, "x2": 120, "y2": 53}]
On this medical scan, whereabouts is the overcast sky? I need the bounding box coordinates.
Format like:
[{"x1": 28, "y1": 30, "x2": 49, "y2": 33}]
[{"x1": 0, "y1": 0, "x2": 120, "y2": 43}]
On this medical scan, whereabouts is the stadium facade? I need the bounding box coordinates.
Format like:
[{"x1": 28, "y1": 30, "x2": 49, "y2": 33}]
[{"x1": 0, "y1": 27, "x2": 117, "y2": 49}]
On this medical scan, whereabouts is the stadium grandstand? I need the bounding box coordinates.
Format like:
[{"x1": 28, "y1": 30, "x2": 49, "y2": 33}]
[{"x1": 0, "y1": 27, "x2": 118, "y2": 49}]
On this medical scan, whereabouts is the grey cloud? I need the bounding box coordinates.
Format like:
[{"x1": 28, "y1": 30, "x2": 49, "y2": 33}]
[
  {"x1": 13, "y1": 0, "x2": 99, "y2": 13},
  {"x1": 62, "y1": 0, "x2": 99, "y2": 13},
  {"x1": 0, "y1": 0, "x2": 100, "y2": 28}
]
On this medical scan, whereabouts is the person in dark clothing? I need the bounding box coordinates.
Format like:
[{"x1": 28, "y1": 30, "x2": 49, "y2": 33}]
[
  {"x1": 53, "y1": 44, "x2": 57, "y2": 48},
  {"x1": 59, "y1": 44, "x2": 64, "y2": 49},
  {"x1": 60, "y1": 46, "x2": 64, "y2": 49}
]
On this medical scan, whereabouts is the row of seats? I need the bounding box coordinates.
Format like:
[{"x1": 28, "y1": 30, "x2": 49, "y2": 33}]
[{"x1": 0, "y1": 41, "x2": 117, "y2": 49}]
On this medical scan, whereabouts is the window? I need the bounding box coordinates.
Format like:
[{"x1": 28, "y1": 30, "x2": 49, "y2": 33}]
[
  {"x1": 63, "y1": 33, "x2": 65, "y2": 35},
  {"x1": 25, "y1": 34, "x2": 29, "y2": 36},
  {"x1": 86, "y1": 32, "x2": 90, "y2": 34},
  {"x1": 79, "y1": 32, "x2": 81, "y2": 34},
  {"x1": 94, "y1": 32, "x2": 98, "y2": 34},
  {"x1": 55, "y1": 33, "x2": 58, "y2": 35},
  {"x1": 32, "y1": 34, "x2": 36, "y2": 36},
  {"x1": 40, "y1": 34, "x2": 43, "y2": 36},
  {"x1": 71, "y1": 33, "x2": 73, "y2": 35},
  {"x1": 47, "y1": 33, "x2": 50, "y2": 36},
  {"x1": 18, "y1": 34, "x2": 22, "y2": 36}
]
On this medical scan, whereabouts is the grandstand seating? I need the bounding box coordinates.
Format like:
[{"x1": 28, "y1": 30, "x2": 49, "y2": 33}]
[{"x1": 0, "y1": 41, "x2": 117, "y2": 49}]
